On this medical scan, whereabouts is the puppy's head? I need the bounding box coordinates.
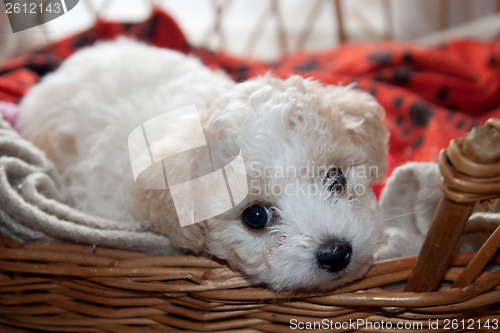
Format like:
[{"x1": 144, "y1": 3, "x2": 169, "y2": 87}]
[{"x1": 138, "y1": 75, "x2": 389, "y2": 291}]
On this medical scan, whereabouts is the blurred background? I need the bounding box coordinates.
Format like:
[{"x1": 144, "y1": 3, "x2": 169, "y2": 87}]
[{"x1": 1, "y1": 0, "x2": 500, "y2": 62}]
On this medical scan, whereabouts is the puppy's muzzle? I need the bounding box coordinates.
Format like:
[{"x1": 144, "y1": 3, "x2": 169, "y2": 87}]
[{"x1": 316, "y1": 238, "x2": 352, "y2": 273}]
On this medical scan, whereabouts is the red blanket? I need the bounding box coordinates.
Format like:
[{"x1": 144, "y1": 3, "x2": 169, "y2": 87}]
[{"x1": 1, "y1": 7, "x2": 499, "y2": 179}]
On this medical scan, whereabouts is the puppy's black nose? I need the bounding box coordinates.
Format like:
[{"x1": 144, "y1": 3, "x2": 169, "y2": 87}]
[{"x1": 316, "y1": 239, "x2": 352, "y2": 273}]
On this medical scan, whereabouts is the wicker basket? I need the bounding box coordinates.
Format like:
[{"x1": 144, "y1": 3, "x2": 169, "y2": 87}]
[{"x1": 0, "y1": 114, "x2": 499, "y2": 332}]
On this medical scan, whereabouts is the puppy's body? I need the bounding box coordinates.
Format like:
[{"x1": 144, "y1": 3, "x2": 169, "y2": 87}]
[
  {"x1": 18, "y1": 40, "x2": 389, "y2": 290},
  {"x1": 19, "y1": 40, "x2": 233, "y2": 223}
]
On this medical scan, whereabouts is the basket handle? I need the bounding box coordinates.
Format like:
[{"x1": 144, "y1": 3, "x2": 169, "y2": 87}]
[{"x1": 405, "y1": 118, "x2": 500, "y2": 292}]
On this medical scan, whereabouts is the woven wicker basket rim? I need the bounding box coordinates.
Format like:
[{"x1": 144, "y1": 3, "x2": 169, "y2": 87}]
[{"x1": 2, "y1": 235, "x2": 499, "y2": 307}]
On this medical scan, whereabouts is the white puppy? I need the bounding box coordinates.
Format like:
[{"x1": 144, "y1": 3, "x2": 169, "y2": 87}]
[{"x1": 18, "y1": 39, "x2": 389, "y2": 291}]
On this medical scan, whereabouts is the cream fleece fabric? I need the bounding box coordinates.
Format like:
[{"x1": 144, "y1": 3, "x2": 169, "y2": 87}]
[{"x1": 0, "y1": 115, "x2": 172, "y2": 254}]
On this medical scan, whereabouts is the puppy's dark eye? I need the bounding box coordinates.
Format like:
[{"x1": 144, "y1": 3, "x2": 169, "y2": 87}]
[
  {"x1": 242, "y1": 204, "x2": 271, "y2": 229},
  {"x1": 325, "y1": 167, "x2": 346, "y2": 194}
]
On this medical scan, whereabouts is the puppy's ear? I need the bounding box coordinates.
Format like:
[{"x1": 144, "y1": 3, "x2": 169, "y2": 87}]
[
  {"x1": 131, "y1": 111, "x2": 209, "y2": 253},
  {"x1": 136, "y1": 187, "x2": 206, "y2": 253},
  {"x1": 320, "y1": 84, "x2": 389, "y2": 182}
]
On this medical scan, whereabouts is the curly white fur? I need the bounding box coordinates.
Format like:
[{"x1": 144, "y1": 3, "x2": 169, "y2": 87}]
[{"x1": 18, "y1": 39, "x2": 389, "y2": 291}]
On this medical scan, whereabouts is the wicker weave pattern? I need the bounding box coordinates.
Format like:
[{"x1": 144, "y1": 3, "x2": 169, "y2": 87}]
[
  {"x1": 405, "y1": 119, "x2": 500, "y2": 293},
  {"x1": 439, "y1": 119, "x2": 500, "y2": 203},
  {"x1": 1, "y1": 235, "x2": 499, "y2": 332}
]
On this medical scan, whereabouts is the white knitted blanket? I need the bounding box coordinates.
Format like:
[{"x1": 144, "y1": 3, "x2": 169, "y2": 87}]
[{"x1": 0, "y1": 116, "x2": 171, "y2": 254}]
